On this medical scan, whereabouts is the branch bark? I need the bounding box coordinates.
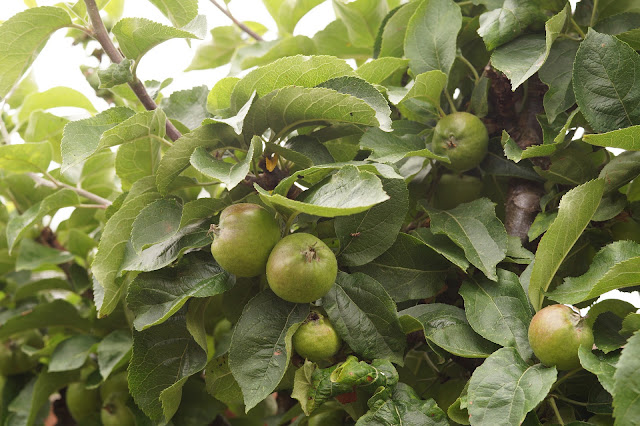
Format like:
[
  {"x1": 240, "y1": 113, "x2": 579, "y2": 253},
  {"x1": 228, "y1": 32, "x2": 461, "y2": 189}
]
[
  {"x1": 486, "y1": 68, "x2": 547, "y2": 245},
  {"x1": 83, "y1": 0, "x2": 182, "y2": 142},
  {"x1": 208, "y1": 0, "x2": 264, "y2": 41}
]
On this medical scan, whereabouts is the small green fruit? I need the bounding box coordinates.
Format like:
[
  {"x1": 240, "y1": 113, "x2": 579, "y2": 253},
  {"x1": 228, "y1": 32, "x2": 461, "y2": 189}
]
[
  {"x1": 308, "y1": 409, "x2": 345, "y2": 425},
  {"x1": 100, "y1": 371, "x2": 129, "y2": 402},
  {"x1": 528, "y1": 304, "x2": 594, "y2": 370},
  {"x1": 293, "y1": 311, "x2": 342, "y2": 362},
  {"x1": 432, "y1": 112, "x2": 489, "y2": 172},
  {"x1": 211, "y1": 203, "x2": 281, "y2": 277},
  {"x1": 266, "y1": 233, "x2": 337, "y2": 303},
  {"x1": 101, "y1": 397, "x2": 135, "y2": 426},
  {"x1": 66, "y1": 382, "x2": 101, "y2": 423},
  {"x1": 0, "y1": 330, "x2": 43, "y2": 376},
  {"x1": 432, "y1": 173, "x2": 484, "y2": 210}
]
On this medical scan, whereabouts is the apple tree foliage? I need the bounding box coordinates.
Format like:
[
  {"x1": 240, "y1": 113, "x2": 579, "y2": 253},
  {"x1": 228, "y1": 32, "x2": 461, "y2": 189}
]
[{"x1": 0, "y1": 0, "x2": 639, "y2": 424}]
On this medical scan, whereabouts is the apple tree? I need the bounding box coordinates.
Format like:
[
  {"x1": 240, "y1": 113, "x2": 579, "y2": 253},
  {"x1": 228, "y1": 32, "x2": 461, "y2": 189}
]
[{"x1": 0, "y1": 0, "x2": 639, "y2": 424}]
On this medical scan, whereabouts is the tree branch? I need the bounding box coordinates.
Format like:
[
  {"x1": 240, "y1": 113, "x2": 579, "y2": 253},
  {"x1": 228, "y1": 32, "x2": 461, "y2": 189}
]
[
  {"x1": 28, "y1": 172, "x2": 112, "y2": 207},
  {"x1": 83, "y1": 0, "x2": 182, "y2": 142},
  {"x1": 208, "y1": 0, "x2": 264, "y2": 41},
  {"x1": 486, "y1": 68, "x2": 546, "y2": 245}
]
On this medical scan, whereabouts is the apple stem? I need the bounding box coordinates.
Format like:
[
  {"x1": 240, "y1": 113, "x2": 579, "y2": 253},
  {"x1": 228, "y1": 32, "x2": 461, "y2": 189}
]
[{"x1": 303, "y1": 245, "x2": 319, "y2": 263}]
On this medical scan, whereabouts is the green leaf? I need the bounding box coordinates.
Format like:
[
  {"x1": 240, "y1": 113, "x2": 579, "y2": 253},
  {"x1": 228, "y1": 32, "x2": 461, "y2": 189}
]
[
  {"x1": 15, "y1": 239, "x2": 74, "y2": 271},
  {"x1": 378, "y1": 1, "x2": 420, "y2": 58},
  {"x1": 191, "y1": 137, "x2": 261, "y2": 190},
  {"x1": 0, "y1": 142, "x2": 52, "y2": 174},
  {"x1": 155, "y1": 123, "x2": 240, "y2": 195},
  {"x1": 467, "y1": 348, "x2": 557, "y2": 425},
  {"x1": 356, "y1": 57, "x2": 409, "y2": 85},
  {"x1": 573, "y1": 29, "x2": 640, "y2": 133},
  {"x1": 0, "y1": 6, "x2": 71, "y2": 100},
  {"x1": 491, "y1": 4, "x2": 569, "y2": 90},
  {"x1": 127, "y1": 252, "x2": 234, "y2": 331},
  {"x1": 229, "y1": 290, "x2": 309, "y2": 411},
  {"x1": 206, "y1": 77, "x2": 239, "y2": 114},
  {"x1": 113, "y1": 17, "x2": 200, "y2": 61},
  {"x1": 477, "y1": 0, "x2": 546, "y2": 51},
  {"x1": 7, "y1": 189, "x2": 80, "y2": 253},
  {"x1": 129, "y1": 307, "x2": 208, "y2": 422},
  {"x1": 229, "y1": 55, "x2": 355, "y2": 112},
  {"x1": 0, "y1": 300, "x2": 90, "y2": 339},
  {"x1": 404, "y1": 0, "x2": 462, "y2": 77},
  {"x1": 358, "y1": 396, "x2": 448, "y2": 425},
  {"x1": 398, "y1": 70, "x2": 448, "y2": 114},
  {"x1": 9, "y1": 368, "x2": 79, "y2": 426},
  {"x1": 332, "y1": 0, "x2": 388, "y2": 49},
  {"x1": 412, "y1": 227, "x2": 470, "y2": 271},
  {"x1": 243, "y1": 86, "x2": 379, "y2": 141},
  {"x1": 584, "y1": 125, "x2": 640, "y2": 150},
  {"x1": 539, "y1": 39, "x2": 579, "y2": 123},
  {"x1": 313, "y1": 19, "x2": 372, "y2": 60},
  {"x1": 352, "y1": 233, "x2": 449, "y2": 302},
  {"x1": 256, "y1": 165, "x2": 389, "y2": 217},
  {"x1": 425, "y1": 198, "x2": 508, "y2": 281},
  {"x1": 335, "y1": 177, "x2": 408, "y2": 266},
  {"x1": 205, "y1": 354, "x2": 244, "y2": 407},
  {"x1": 93, "y1": 192, "x2": 161, "y2": 317},
  {"x1": 131, "y1": 199, "x2": 182, "y2": 252},
  {"x1": 160, "y1": 85, "x2": 210, "y2": 130},
  {"x1": 318, "y1": 76, "x2": 392, "y2": 132},
  {"x1": 598, "y1": 151, "x2": 640, "y2": 193},
  {"x1": 97, "y1": 330, "x2": 133, "y2": 380},
  {"x1": 264, "y1": 0, "x2": 326, "y2": 34},
  {"x1": 400, "y1": 303, "x2": 499, "y2": 358},
  {"x1": 547, "y1": 241, "x2": 640, "y2": 304},
  {"x1": 323, "y1": 272, "x2": 407, "y2": 364},
  {"x1": 187, "y1": 26, "x2": 245, "y2": 71},
  {"x1": 146, "y1": 0, "x2": 198, "y2": 27},
  {"x1": 612, "y1": 331, "x2": 640, "y2": 424},
  {"x1": 13, "y1": 276, "x2": 72, "y2": 302},
  {"x1": 528, "y1": 179, "x2": 605, "y2": 310},
  {"x1": 578, "y1": 346, "x2": 619, "y2": 394},
  {"x1": 17, "y1": 86, "x2": 96, "y2": 123},
  {"x1": 61, "y1": 106, "x2": 135, "y2": 171},
  {"x1": 240, "y1": 36, "x2": 318, "y2": 70},
  {"x1": 172, "y1": 377, "x2": 223, "y2": 426},
  {"x1": 120, "y1": 221, "x2": 211, "y2": 273},
  {"x1": 98, "y1": 58, "x2": 134, "y2": 88},
  {"x1": 460, "y1": 270, "x2": 534, "y2": 361},
  {"x1": 360, "y1": 128, "x2": 446, "y2": 164},
  {"x1": 48, "y1": 335, "x2": 99, "y2": 372},
  {"x1": 115, "y1": 133, "x2": 163, "y2": 190}
]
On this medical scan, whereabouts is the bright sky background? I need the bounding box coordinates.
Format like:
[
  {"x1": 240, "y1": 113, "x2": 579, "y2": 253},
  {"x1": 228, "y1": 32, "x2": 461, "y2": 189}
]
[{"x1": 1, "y1": 0, "x2": 637, "y2": 311}]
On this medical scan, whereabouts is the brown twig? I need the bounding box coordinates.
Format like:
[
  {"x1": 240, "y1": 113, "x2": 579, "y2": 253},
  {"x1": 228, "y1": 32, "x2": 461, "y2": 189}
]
[
  {"x1": 208, "y1": 0, "x2": 264, "y2": 41},
  {"x1": 83, "y1": 0, "x2": 182, "y2": 142},
  {"x1": 28, "y1": 172, "x2": 112, "y2": 207}
]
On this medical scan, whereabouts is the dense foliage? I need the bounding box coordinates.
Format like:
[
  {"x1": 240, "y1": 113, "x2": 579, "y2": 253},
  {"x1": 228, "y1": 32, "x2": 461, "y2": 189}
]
[{"x1": 0, "y1": 0, "x2": 639, "y2": 424}]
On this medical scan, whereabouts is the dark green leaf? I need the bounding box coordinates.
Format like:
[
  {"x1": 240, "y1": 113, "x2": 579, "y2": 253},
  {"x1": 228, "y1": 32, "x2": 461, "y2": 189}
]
[
  {"x1": 460, "y1": 270, "x2": 534, "y2": 360},
  {"x1": 323, "y1": 272, "x2": 406, "y2": 364},
  {"x1": 573, "y1": 29, "x2": 640, "y2": 133},
  {"x1": 467, "y1": 348, "x2": 557, "y2": 425},
  {"x1": 399, "y1": 303, "x2": 499, "y2": 358},
  {"x1": 127, "y1": 252, "x2": 234, "y2": 330},
  {"x1": 404, "y1": 0, "x2": 462, "y2": 77},
  {"x1": 229, "y1": 290, "x2": 309, "y2": 411},
  {"x1": 129, "y1": 307, "x2": 207, "y2": 422},
  {"x1": 352, "y1": 233, "x2": 449, "y2": 302}
]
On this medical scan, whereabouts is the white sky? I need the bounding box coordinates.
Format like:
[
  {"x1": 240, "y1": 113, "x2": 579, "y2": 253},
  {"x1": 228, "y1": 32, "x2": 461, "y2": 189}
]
[{"x1": 1, "y1": 0, "x2": 638, "y2": 311}]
